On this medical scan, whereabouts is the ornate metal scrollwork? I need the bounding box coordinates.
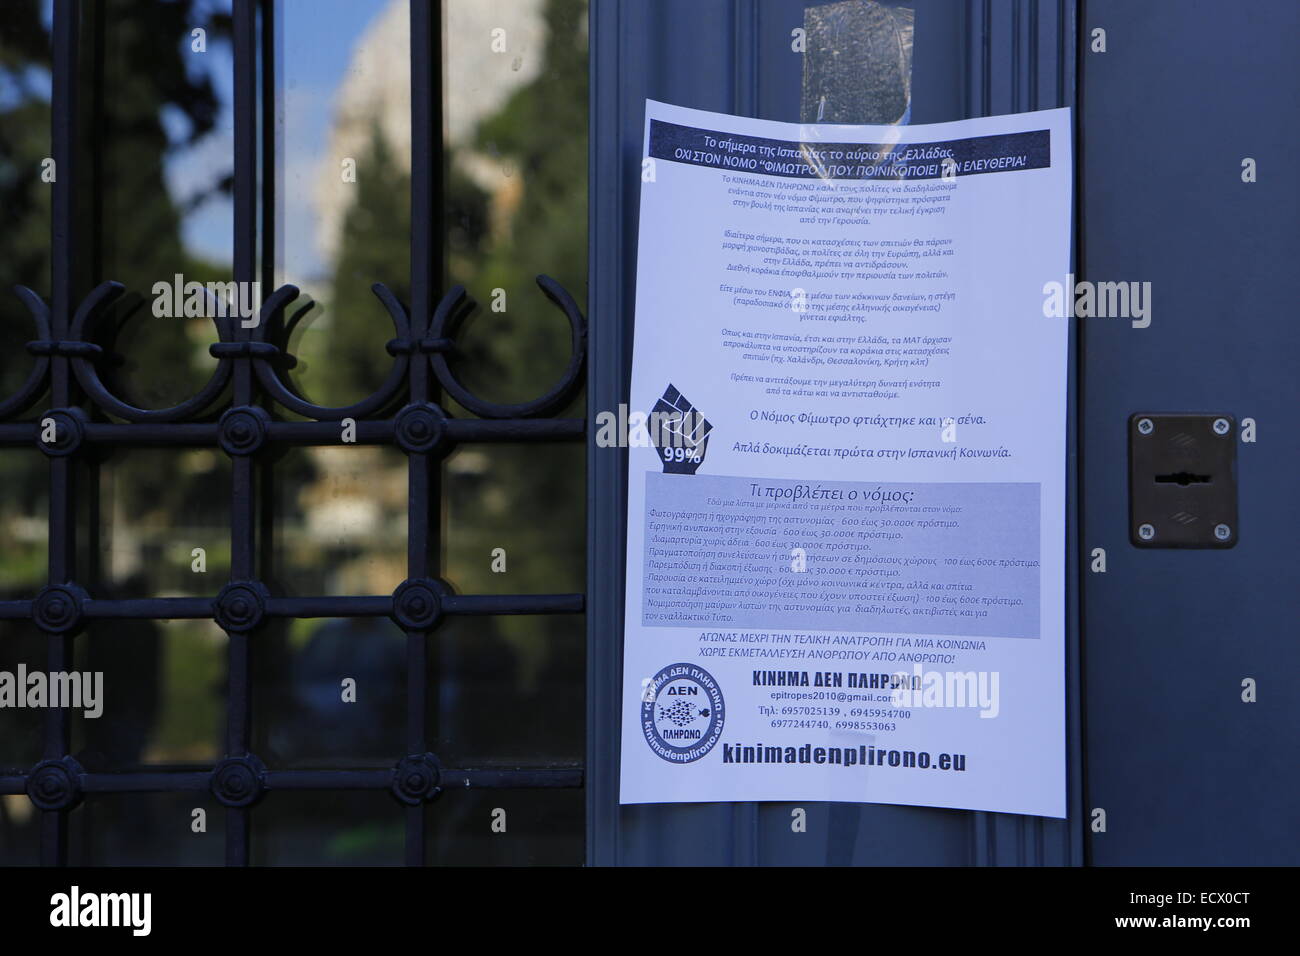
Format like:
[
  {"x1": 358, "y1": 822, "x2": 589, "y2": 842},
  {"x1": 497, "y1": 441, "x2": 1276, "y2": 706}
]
[{"x1": 3, "y1": 274, "x2": 586, "y2": 427}]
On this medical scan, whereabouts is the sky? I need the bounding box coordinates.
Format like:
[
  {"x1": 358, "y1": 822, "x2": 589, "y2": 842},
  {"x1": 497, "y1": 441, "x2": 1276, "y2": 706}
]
[
  {"x1": 5, "y1": 0, "x2": 541, "y2": 283},
  {"x1": 168, "y1": 0, "x2": 398, "y2": 277}
]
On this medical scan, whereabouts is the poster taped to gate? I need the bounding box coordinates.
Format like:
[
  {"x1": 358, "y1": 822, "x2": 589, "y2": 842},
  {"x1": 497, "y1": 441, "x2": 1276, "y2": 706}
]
[{"x1": 618, "y1": 101, "x2": 1071, "y2": 817}]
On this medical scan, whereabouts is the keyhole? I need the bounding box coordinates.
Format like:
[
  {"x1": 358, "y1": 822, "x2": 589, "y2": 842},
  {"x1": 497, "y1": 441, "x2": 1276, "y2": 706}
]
[{"x1": 1154, "y1": 472, "x2": 1211, "y2": 486}]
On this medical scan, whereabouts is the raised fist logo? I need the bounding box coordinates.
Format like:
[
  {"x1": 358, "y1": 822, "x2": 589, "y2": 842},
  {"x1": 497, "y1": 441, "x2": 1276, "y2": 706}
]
[{"x1": 651, "y1": 384, "x2": 711, "y2": 475}]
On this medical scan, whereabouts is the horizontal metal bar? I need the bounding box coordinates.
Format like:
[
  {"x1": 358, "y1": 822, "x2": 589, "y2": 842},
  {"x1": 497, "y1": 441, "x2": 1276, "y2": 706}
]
[
  {"x1": 446, "y1": 418, "x2": 584, "y2": 442},
  {"x1": 84, "y1": 597, "x2": 213, "y2": 619},
  {"x1": 0, "y1": 418, "x2": 583, "y2": 447},
  {"x1": 1, "y1": 767, "x2": 583, "y2": 794},
  {"x1": 443, "y1": 768, "x2": 585, "y2": 789},
  {"x1": 266, "y1": 420, "x2": 396, "y2": 444},
  {"x1": 0, "y1": 601, "x2": 33, "y2": 619},
  {"x1": 82, "y1": 772, "x2": 212, "y2": 792},
  {"x1": 0, "y1": 423, "x2": 218, "y2": 445},
  {"x1": 443, "y1": 593, "x2": 585, "y2": 615},
  {"x1": 0, "y1": 424, "x2": 36, "y2": 443},
  {"x1": 262, "y1": 594, "x2": 584, "y2": 619},
  {"x1": 84, "y1": 423, "x2": 218, "y2": 444},
  {"x1": 265, "y1": 596, "x2": 393, "y2": 618},
  {"x1": 4, "y1": 593, "x2": 585, "y2": 625},
  {"x1": 263, "y1": 770, "x2": 393, "y2": 790}
]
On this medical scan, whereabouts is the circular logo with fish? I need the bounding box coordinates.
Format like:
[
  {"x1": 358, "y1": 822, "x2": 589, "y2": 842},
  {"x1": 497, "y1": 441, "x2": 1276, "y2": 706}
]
[{"x1": 641, "y1": 663, "x2": 725, "y2": 762}]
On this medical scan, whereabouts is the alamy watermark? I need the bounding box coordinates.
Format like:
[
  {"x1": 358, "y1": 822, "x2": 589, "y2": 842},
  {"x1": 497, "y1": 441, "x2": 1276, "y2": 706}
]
[
  {"x1": 151, "y1": 274, "x2": 260, "y2": 327},
  {"x1": 0, "y1": 666, "x2": 103, "y2": 718},
  {"x1": 889, "y1": 663, "x2": 999, "y2": 718},
  {"x1": 1042, "y1": 273, "x2": 1151, "y2": 328},
  {"x1": 50, "y1": 886, "x2": 150, "y2": 936},
  {"x1": 593, "y1": 404, "x2": 710, "y2": 451}
]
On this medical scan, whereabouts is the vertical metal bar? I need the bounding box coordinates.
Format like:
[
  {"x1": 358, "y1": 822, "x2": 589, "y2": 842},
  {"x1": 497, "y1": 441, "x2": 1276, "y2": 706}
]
[
  {"x1": 226, "y1": 0, "x2": 259, "y2": 867},
  {"x1": 260, "y1": 0, "x2": 276, "y2": 295},
  {"x1": 980, "y1": 0, "x2": 992, "y2": 117},
  {"x1": 1058, "y1": 0, "x2": 1069, "y2": 110},
  {"x1": 257, "y1": 2, "x2": 279, "y2": 768},
  {"x1": 80, "y1": 3, "x2": 105, "y2": 871},
  {"x1": 40, "y1": 0, "x2": 81, "y2": 868},
  {"x1": 87, "y1": 0, "x2": 105, "y2": 285},
  {"x1": 404, "y1": 0, "x2": 445, "y2": 867},
  {"x1": 586, "y1": 0, "x2": 626, "y2": 868},
  {"x1": 1050, "y1": 0, "x2": 1084, "y2": 868},
  {"x1": 1028, "y1": 0, "x2": 1040, "y2": 112},
  {"x1": 83, "y1": 0, "x2": 105, "y2": 680},
  {"x1": 1012, "y1": 0, "x2": 1022, "y2": 114},
  {"x1": 1071, "y1": 0, "x2": 1090, "y2": 868},
  {"x1": 409, "y1": 0, "x2": 442, "y2": 406},
  {"x1": 49, "y1": 0, "x2": 76, "y2": 417}
]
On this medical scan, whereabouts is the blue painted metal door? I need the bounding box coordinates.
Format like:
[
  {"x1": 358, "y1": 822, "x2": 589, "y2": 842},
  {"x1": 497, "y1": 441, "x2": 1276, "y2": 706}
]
[
  {"x1": 1079, "y1": 0, "x2": 1300, "y2": 866},
  {"x1": 588, "y1": 0, "x2": 1296, "y2": 866},
  {"x1": 588, "y1": 0, "x2": 1083, "y2": 866}
]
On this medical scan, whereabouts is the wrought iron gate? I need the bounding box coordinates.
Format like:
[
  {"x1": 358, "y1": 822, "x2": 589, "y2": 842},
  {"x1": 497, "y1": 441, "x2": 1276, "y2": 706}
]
[{"x1": 0, "y1": 0, "x2": 586, "y2": 866}]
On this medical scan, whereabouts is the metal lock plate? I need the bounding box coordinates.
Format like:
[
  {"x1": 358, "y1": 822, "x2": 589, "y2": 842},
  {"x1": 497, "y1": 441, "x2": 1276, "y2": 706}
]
[{"x1": 1129, "y1": 414, "x2": 1237, "y2": 548}]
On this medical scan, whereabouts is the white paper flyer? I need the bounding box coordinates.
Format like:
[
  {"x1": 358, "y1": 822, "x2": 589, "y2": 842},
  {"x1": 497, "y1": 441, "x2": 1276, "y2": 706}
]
[{"x1": 618, "y1": 101, "x2": 1071, "y2": 817}]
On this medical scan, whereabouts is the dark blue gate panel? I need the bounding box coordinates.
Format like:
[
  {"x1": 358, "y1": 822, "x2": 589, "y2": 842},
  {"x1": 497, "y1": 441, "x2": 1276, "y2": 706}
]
[{"x1": 1080, "y1": 0, "x2": 1300, "y2": 865}]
